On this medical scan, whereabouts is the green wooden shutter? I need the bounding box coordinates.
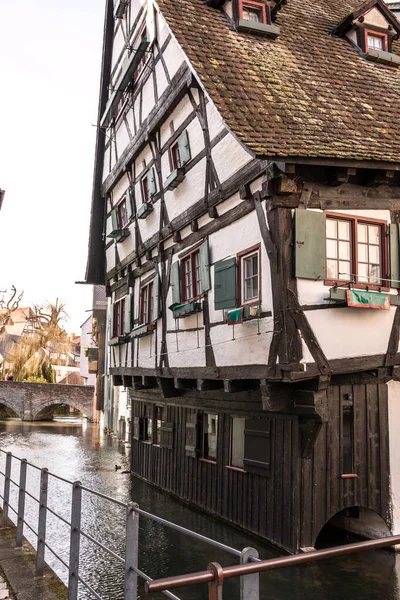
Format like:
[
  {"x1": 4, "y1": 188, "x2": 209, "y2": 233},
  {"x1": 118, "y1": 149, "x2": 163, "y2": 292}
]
[
  {"x1": 124, "y1": 296, "x2": 131, "y2": 333},
  {"x1": 178, "y1": 130, "x2": 191, "y2": 165},
  {"x1": 133, "y1": 417, "x2": 140, "y2": 440},
  {"x1": 160, "y1": 422, "x2": 174, "y2": 449},
  {"x1": 214, "y1": 258, "x2": 237, "y2": 310},
  {"x1": 130, "y1": 291, "x2": 135, "y2": 329},
  {"x1": 198, "y1": 238, "x2": 211, "y2": 293},
  {"x1": 126, "y1": 189, "x2": 134, "y2": 221},
  {"x1": 151, "y1": 273, "x2": 161, "y2": 321},
  {"x1": 244, "y1": 418, "x2": 271, "y2": 477},
  {"x1": 111, "y1": 208, "x2": 118, "y2": 233},
  {"x1": 170, "y1": 261, "x2": 181, "y2": 304},
  {"x1": 390, "y1": 224, "x2": 400, "y2": 289},
  {"x1": 149, "y1": 167, "x2": 157, "y2": 197},
  {"x1": 295, "y1": 209, "x2": 326, "y2": 280}
]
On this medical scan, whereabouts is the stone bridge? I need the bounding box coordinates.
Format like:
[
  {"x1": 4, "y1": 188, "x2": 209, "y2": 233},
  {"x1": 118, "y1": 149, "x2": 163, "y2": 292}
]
[{"x1": 0, "y1": 381, "x2": 94, "y2": 421}]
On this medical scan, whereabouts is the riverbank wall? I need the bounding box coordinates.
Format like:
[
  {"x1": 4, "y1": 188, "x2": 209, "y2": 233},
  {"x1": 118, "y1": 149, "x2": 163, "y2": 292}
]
[{"x1": 0, "y1": 510, "x2": 67, "y2": 599}]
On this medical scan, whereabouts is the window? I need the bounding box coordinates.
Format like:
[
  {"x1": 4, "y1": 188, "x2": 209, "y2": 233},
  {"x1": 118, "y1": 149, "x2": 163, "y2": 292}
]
[
  {"x1": 326, "y1": 214, "x2": 387, "y2": 288},
  {"x1": 117, "y1": 198, "x2": 128, "y2": 229},
  {"x1": 155, "y1": 406, "x2": 164, "y2": 445},
  {"x1": 140, "y1": 280, "x2": 153, "y2": 325},
  {"x1": 169, "y1": 130, "x2": 191, "y2": 171},
  {"x1": 143, "y1": 405, "x2": 153, "y2": 442},
  {"x1": 365, "y1": 30, "x2": 387, "y2": 51},
  {"x1": 181, "y1": 249, "x2": 201, "y2": 301},
  {"x1": 201, "y1": 413, "x2": 218, "y2": 461},
  {"x1": 342, "y1": 402, "x2": 354, "y2": 475},
  {"x1": 238, "y1": 246, "x2": 260, "y2": 305},
  {"x1": 141, "y1": 167, "x2": 157, "y2": 203},
  {"x1": 170, "y1": 140, "x2": 182, "y2": 170},
  {"x1": 240, "y1": 0, "x2": 267, "y2": 23},
  {"x1": 230, "y1": 417, "x2": 245, "y2": 468},
  {"x1": 112, "y1": 298, "x2": 125, "y2": 338}
]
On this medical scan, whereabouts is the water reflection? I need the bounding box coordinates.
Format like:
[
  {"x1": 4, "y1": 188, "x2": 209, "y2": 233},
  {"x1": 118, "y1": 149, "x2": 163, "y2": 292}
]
[{"x1": 0, "y1": 420, "x2": 399, "y2": 600}]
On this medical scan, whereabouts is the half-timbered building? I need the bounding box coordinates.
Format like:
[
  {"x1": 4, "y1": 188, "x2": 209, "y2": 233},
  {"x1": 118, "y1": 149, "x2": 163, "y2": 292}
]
[{"x1": 86, "y1": 0, "x2": 400, "y2": 552}]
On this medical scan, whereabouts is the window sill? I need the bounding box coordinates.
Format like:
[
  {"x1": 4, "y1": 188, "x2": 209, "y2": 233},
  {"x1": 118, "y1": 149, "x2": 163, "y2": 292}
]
[
  {"x1": 136, "y1": 203, "x2": 154, "y2": 219},
  {"x1": 140, "y1": 440, "x2": 152, "y2": 445},
  {"x1": 107, "y1": 227, "x2": 131, "y2": 243},
  {"x1": 129, "y1": 323, "x2": 154, "y2": 339},
  {"x1": 199, "y1": 458, "x2": 217, "y2": 465},
  {"x1": 225, "y1": 465, "x2": 245, "y2": 473},
  {"x1": 365, "y1": 48, "x2": 400, "y2": 67},
  {"x1": 169, "y1": 300, "x2": 202, "y2": 319},
  {"x1": 341, "y1": 474, "x2": 358, "y2": 479},
  {"x1": 236, "y1": 19, "x2": 280, "y2": 39},
  {"x1": 108, "y1": 336, "x2": 127, "y2": 346},
  {"x1": 325, "y1": 280, "x2": 389, "y2": 293},
  {"x1": 164, "y1": 168, "x2": 185, "y2": 191}
]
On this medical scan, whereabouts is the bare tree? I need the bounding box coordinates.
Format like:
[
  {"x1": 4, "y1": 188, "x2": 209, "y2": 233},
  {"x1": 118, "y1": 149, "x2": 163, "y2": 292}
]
[{"x1": 0, "y1": 285, "x2": 24, "y2": 329}]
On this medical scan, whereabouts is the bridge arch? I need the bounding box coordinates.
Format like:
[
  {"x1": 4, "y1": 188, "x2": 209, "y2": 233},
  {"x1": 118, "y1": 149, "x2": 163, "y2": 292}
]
[
  {"x1": 32, "y1": 398, "x2": 93, "y2": 421},
  {"x1": 0, "y1": 399, "x2": 21, "y2": 419},
  {"x1": 315, "y1": 506, "x2": 391, "y2": 548}
]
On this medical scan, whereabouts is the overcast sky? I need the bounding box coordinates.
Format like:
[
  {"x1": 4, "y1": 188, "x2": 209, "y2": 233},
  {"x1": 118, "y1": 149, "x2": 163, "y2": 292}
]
[{"x1": 0, "y1": 0, "x2": 105, "y2": 334}]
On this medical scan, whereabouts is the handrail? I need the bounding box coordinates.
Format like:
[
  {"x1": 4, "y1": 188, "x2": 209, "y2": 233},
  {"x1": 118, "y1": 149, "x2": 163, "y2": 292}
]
[
  {"x1": 0, "y1": 449, "x2": 257, "y2": 600},
  {"x1": 145, "y1": 534, "x2": 400, "y2": 595}
]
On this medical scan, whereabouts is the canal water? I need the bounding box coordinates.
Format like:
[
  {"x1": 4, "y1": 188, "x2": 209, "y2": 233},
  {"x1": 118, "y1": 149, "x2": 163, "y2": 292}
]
[{"x1": 0, "y1": 420, "x2": 399, "y2": 600}]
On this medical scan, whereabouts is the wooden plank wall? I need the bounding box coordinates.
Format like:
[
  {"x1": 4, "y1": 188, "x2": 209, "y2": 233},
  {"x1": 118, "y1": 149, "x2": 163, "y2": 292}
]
[
  {"x1": 131, "y1": 399, "x2": 300, "y2": 552},
  {"x1": 300, "y1": 383, "x2": 390, "y2": 548}
]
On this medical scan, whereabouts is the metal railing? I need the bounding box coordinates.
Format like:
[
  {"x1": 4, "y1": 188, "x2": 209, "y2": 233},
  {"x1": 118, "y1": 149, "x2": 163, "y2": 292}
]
[
  {"x1": 0, "y1": 449, "x2": 261, "y2": 600},
  {"x1": 145, "y1": 534, "x2": 400, "y2": 599}
]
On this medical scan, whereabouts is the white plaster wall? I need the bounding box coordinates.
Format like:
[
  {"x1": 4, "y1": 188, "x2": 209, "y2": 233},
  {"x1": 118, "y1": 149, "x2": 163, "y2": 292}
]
[
  {"x1": 211, "y1": 133, "x2": 252, "y2": 184},
  {"x1": 305, "y1": 307, "x2": 394, "y2": 360},
  {"x1": 211, "y1": 318, "x2": 273, "y2": 367},
  {"x1": 137, "y1": 200, "x2": 161, "y2": 240},
  {"x1": 106, "y1": 246, "x2": 116, "y2": 272},
  {"x1": 160, "y1": 95, "x2": 197, "y2": 147},
  {"x1": 154, "y1": 61, "x2": 169, "y2": 99},
  {"x1": 80, "y1": 316, "x2": 96, "y2": 386},
  {"x1": 206, "y1": 101, "x2": 225, "y2": 139},
  {"x1": 388, "y1": 380, "x2": 400, "y2": 534},
  {"x1": 137, "y1": 333, "x2": 157, "y2": 368},
  {"x1": 166, "y1": 305, "x2": 204, "y2": 334},
  {"x1": 156, "y1": 9, "x2": 170, "y2": 47},
  {"x1": 118, "y1": 229, "x2": 136, "y2": 262},
  {"x1": 116, "y1": 120, "x2": 131, "y2": 158},
  {"x1": 130, "y1": 0, "x2": 147, "y2": 30},
  {"x1": 161, "y1": 36, "x2": 186, "y2": 80},
  {"x1": 364, "y1": 7, "x2": 389, "y2": 28},
  {"x1": 111, "y1": 25, "x2": 126, "y2": 76},
  {"x1": 141, "y1": 75, "x2": 156, "y2": 122},
  {"x1": 167, "y1": 330, "x2": 206, "y2": 368},
  {"x1": 164, "y1": 160, "x2": 207, "y2": 221}
]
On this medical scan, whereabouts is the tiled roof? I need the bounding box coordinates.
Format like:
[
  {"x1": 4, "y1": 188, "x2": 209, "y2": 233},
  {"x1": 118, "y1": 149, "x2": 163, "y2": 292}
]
[{"x1": 156, "y1": 0, "x2": 400, "y2": 162}]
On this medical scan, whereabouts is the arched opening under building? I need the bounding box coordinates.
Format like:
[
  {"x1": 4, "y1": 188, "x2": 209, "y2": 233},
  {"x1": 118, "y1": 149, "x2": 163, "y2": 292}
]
[
  {"x1": 34, "y1": 403, "x2": 84, "y2": 422},
  {"x1": 315, "y1": 507, "x2": 391, "y2": 549},
  {"x1": 0, "y1": 402, "x2": 19, "y2": 419}
]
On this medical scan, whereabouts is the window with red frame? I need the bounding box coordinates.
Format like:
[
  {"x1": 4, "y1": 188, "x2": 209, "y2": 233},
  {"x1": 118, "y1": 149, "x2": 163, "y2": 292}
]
[
  {"x1": 113, "y1": 298, "x2": 125, "y2": 338},
  {"x1": 181, "y1": 250, "x2": 201, "y2": 302},
  {"x1": 326, "y1": 215, "x2": 387, "y2": 287},
  {"x1": 365, "y1": 30, "x2": 388, "y2": 51},
  {"x1": 239, "y1": 248, "x2": 260, "y2": 305},
  {"x1": 141, "y1": 176, "x2": 149, "y2": 203},
  {"x1": 239, "y1": 0, "x2": 267, "y2": 23},
  {"x1": 170, "y1": 140, "x2": 181, "y2": 170},
  {"x1": 140, "y1": 280, "x2": 153, "y2": 324},
  {"x1": 117, "y1": 198, "x2": 128, "y2": 229}
]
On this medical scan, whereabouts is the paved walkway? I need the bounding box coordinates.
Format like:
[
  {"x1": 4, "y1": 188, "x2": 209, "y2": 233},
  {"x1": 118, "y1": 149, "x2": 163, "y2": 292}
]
[
  {"x1": 0, "y1": 512, "x2": 67, "y2": 600},
  {"x1": 0, "y1": 576, "x2": 11, "y2": 600}
]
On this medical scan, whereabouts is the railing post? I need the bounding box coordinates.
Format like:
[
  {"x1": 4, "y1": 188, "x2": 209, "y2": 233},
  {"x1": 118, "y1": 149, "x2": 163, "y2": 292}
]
[
  {"x1": 208, "y1": 562, "x2": 224, "y2": 600},
  {"x1": 16, "y1": 459, "x2": 27, "y2": 547},
  {"x1": 68, "y1": 481, "x2": 82, "y2": 600},
  {"x1": 124, "y1": 502, "x2": 139, "y2": 600},
  {"x1": 240, "y1": 547, "x2": 259, "y2": 600},
  {"x1": 35, "y1": 468, "x2": 48, "y2": 577},
  {"x1": 2, "y1": 453, "x2": 12, "y2": 527}
]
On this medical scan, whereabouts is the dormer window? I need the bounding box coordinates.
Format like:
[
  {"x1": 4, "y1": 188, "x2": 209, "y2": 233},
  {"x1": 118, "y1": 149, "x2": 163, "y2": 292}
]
[
  {"x1": 241, "y1": 1, "x2": 267, "y2": 23},
  {"x1": 333, "y1": 0, "x2": 400, "y2": 66},
  {"x1": 366, "y1": 31, "x2": 388, "y2": 51},
  {"x1": 235, "y1": 0, "x2": 279, "y2": 38}
]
